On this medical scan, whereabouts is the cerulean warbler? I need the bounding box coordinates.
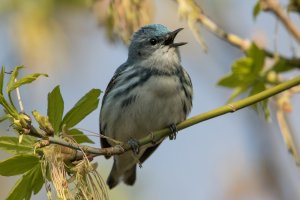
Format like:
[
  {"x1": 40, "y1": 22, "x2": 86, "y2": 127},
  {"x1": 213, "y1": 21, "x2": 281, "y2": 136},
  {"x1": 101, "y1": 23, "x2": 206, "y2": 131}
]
[{"x1": 100, "y1": 24, "x2": 193, "y2": 189}]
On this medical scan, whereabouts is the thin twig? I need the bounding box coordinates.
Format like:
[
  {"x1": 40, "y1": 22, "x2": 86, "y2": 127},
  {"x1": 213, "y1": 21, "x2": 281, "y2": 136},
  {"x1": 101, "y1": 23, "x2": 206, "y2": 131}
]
[
  {"x1": 276, "y1": 109, "x2": 300, "y2": 165},
  {"x1": 76, "y1": 127, "x2": 122, "y2": 145},
  {"x1": 76, "y1": 128, "x2": 100, "y2": 136}
]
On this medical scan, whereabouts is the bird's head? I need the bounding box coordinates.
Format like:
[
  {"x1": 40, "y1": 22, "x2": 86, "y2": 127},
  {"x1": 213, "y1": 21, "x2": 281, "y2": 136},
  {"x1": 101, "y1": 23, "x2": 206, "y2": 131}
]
[{"x1": 128, "y1": 24, "x2": 186, "y2": 63}]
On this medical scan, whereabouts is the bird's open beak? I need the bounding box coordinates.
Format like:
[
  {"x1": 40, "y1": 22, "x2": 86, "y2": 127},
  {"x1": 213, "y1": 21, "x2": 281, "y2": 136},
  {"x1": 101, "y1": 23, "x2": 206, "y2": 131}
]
[{"x1": 164, "y1": 28, "x2": 187, "y2": 47}]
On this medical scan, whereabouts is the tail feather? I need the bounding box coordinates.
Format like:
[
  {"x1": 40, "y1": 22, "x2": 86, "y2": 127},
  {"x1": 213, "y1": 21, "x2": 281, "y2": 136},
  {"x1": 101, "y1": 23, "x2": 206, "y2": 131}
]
[
  {"x1": 107, "y1": 161, "x2": 137, "y2": 189},
  {"x1": 107, "y1": 161, "x2": 119, "y2": 189},
  {"x1": 123, "y1": 165, "x2": 136, "y2": 186}
]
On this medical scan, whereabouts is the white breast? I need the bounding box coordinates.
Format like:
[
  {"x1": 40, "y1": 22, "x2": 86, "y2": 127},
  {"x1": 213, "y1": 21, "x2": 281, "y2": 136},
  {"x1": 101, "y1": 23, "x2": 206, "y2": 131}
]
[{"x1": 104, "y1": 75, "x2": 186, "y2": 143}]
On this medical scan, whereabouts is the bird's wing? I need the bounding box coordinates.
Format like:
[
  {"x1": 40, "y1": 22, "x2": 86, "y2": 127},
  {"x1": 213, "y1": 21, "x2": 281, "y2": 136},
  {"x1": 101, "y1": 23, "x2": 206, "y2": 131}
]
[
  {"x1": 101, "y1": 63, "x2": 130, "y2": 107},
  {"x1": 100, "y1": 63, "x2": 130, "y2": 152}
]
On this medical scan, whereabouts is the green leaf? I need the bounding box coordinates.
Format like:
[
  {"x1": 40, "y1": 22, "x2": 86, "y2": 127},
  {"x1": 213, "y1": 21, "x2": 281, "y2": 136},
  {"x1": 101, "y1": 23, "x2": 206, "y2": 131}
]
[
  {"x1": 247, "y1": 43, "x2": 266, "y2": 73},
  {"x1": 31, "y1": 164, "x2": 44, "y2": 194},
  {"x1": 228, "y1": 86, "x2": 249, "y2": 102},
  {"x1": 0, "y1": 136, "x2": 33, "y2": 154},
  {"x1": 253, "y1": 1, "x2": 262, "y2": 19},
  {"x1": 6, "y1": 66, "x2": 25, "y2": 93},
  {"x1": 61, "y1": 89, "x2": 101, "y2": 129},
  {"x1": 47, "y1": 86, "x2": 64, "y2": 134},
  {"x1": 0, "y1": 154, "x2": 39, "y2": 176},
  {"x1": 249, "y1": 81, "x2": 266, "y2": 96},
  {"x1": 0, "y1": 114, "x2": 10, "y2": 123},
  {"x1": 6, "y1": 164, "x2": 43, "y2": 200},
  {"x1": 218, "y1": 57, "x2": 256, "y2": 89},
  {"x1": 272, "y1": 59, "x2": 294, "y2": 73},
  {"x1": 0, "y1": 66, "x2": 4, "y2": 95},
  {"x1": 232, "y1": 57, "x2": 253, "y2": 75},
  {"x1": 217, "y1": 74, "x2": 240, "y2": 88},
  {"x1": 68, "y1": 129, "x2": 95, "y2": 144},
  {"x1": 6, "y1": 172, "x2": 32, "y2": 200},
  {"x1": 0, "y1": 94, "x2": 18, "y2": 118},
  {"x1": 9, "y1": 73, "x2": 48, "y2": 92},
  {"x1": 21, "y1": 135, "x2": 36, "y2": 145},
  {"x1": 249, "y1": 81, "x2": 266, "y2": 111},
  {"x1": 248, "y1": 82, "x2": 270, "y2": 118},
  {"x1": 218, "y1": 45, "x2": 266, "y2": 107}
]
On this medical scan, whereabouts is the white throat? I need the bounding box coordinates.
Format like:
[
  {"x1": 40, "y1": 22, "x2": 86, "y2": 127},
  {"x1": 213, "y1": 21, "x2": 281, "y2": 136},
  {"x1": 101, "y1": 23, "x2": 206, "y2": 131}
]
[{"x1": 140, "y1": 46, "x2": 181, "y2": 72}]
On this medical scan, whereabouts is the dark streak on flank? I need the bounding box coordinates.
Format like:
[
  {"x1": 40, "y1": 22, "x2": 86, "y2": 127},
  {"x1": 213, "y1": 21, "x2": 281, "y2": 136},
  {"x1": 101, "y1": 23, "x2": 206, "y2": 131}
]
[
  {"x1": 177, "y1": 67, "x2": 192, "y2": 101},
  {"x1": 121, "y1": 95, "x2": 137, "y2": 108},
  {"x1": 182, "y1": 101, "x2": 188, "y2": 116}
]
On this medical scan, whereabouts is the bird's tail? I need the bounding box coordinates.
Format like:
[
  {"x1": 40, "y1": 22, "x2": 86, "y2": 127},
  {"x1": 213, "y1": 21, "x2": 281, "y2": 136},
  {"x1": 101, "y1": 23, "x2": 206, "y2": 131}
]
[
  {"x1": 107, "y1": 161, "x2": 137, "y2": 189},
  {"x1": 123, "y1": 165, "x2": 136, "y2": 186}
]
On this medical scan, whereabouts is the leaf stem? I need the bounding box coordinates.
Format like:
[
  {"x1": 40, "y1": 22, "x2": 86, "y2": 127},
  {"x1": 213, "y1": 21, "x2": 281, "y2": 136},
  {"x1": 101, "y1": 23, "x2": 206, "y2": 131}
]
[{"x1": 8, "y1": 92, "x2": 15, "y2": 110}]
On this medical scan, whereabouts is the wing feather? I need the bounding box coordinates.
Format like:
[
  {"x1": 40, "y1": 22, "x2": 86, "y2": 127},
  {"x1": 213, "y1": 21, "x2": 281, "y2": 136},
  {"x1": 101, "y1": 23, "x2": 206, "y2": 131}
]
[{"x1": 99, "y1": 63, "x2": 130, "y2": 156}]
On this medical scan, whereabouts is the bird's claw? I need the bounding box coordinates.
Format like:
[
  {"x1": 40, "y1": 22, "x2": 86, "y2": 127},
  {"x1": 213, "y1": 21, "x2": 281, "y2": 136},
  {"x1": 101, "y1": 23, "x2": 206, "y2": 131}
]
[
  {"x1": 128, "y1": 137, "x2": 140, "y2": 154},
  {"x1": 169, "y1": 124, "x2": 178, "y2": 140}
]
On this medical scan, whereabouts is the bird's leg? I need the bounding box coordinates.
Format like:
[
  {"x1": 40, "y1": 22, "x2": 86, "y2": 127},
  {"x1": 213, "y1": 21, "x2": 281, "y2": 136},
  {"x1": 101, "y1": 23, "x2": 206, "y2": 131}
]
[
  {"x1": 127, "y1": 137, "x2": 140, "y2": 154},
  {"x1": 169, "y1": 124, "x2": 178, "y2": 140}
]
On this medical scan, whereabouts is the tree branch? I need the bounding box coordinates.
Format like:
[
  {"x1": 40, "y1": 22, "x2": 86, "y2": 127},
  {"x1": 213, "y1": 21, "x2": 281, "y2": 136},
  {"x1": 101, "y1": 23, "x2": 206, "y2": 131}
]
[
  {"x1": 262, "y1": 0, "x2": 300, "y2": 43},
  {"x1": 176, "y1": 0, "x2": 251, "y2": 50},
  {"x1": 176, "y1": 0, "x2": 300, "y2": 69},
  {"x1": 42, "y1": 75, "x2": 300, "y2": 158}
]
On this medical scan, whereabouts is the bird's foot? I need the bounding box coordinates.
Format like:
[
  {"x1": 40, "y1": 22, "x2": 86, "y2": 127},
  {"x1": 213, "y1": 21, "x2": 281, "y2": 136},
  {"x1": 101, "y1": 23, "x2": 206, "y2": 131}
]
[
  {"x1": 169, "y1": 124, "x2": 178, "y2": 140},
  {"x1": 127, "y1": 137, "x2": 140, "y2": 154}
]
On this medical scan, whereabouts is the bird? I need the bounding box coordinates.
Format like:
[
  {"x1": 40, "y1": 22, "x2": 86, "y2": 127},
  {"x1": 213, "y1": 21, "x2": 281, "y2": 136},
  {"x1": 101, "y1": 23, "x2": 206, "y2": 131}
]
[{"x1": 99, "y1": 24, "x2": 193, "y2": 189}]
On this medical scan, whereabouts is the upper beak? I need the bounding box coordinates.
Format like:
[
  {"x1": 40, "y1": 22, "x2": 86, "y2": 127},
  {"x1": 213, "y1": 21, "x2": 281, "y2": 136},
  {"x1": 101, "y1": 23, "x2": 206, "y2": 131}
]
[{"x1": 163, "y1": 28, "x2": 187, "y2": 47}]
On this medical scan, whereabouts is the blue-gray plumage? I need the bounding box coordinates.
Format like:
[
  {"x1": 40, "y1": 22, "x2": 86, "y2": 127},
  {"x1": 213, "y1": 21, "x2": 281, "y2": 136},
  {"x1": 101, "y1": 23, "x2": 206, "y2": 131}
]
[{"x1": 100, "y1": 24, "x2": 193, "y2": 189}]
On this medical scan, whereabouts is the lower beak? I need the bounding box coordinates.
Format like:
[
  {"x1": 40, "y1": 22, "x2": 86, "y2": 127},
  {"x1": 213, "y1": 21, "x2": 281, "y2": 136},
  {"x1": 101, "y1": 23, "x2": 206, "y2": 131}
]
[{"x1": 164, "y1": 28, "x2": 187, "y2": 47}]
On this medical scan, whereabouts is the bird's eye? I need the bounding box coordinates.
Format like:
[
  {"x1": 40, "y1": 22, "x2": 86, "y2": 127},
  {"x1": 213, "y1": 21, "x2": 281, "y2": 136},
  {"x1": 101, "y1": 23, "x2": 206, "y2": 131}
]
[{"x1": 149, "y1": 38, "x2": 157, "y2": 45}]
